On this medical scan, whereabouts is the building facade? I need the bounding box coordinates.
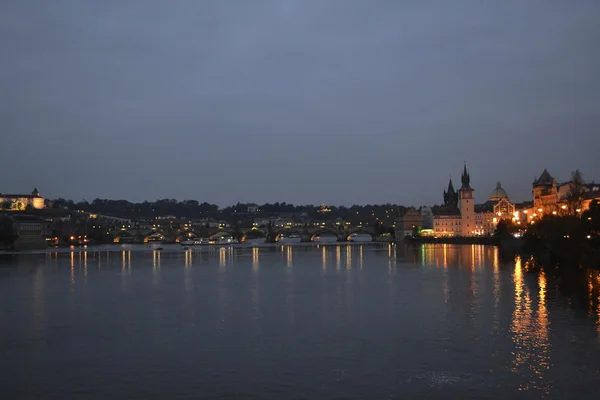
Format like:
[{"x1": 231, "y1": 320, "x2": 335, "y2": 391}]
[
  {"x1": 0, "y1": 188, "x2": 45, "y2": 210},
  {"x1": 0, "y1": 214, "x2": 48, "y2": 249},
  {"x1": 397, "y1": 207, "x2": 422, "y2": 238},
  {"x1": 528, "y1": 169, "x2": 600, "y2": 218},
  {"x1": 433, "y1": 166, "x2": 501, "y2": 237}
]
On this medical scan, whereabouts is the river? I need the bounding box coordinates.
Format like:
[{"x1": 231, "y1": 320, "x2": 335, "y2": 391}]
[{"x1": 1, "y1": 243, "x2": 599, "y2": 399}]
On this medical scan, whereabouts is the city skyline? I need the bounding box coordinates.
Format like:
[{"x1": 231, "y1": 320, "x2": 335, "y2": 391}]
[
  {"x1": 1, "y1": 1, "x2": 599, "y2": 205},
  {"x1": 0, "y1": 164, "x2": 589, "y2": 209}
]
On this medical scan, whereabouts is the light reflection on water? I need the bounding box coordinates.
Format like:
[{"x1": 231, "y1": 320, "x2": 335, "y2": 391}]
[
  {"x1": 346, "y1": 245, "x2": 352, "y2": 269},
  {"x1": 2, "y1": 243, "x2": 600, "y2": 399},
  {"x1": 510, "y1": 256, "x2": 551, "y2": 393},
  {"x1": 286, "y1": 246, "x2": 293, "y2": 269}
]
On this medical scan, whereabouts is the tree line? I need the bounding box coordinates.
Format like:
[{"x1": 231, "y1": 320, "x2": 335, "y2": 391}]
[{"x1": 49, "y1": 198, "x2": 404, "y2": 222}]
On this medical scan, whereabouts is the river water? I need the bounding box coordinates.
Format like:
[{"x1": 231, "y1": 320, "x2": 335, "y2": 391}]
[{"x1": 1, "y1": 243, "x2": 599, "y2": 399}]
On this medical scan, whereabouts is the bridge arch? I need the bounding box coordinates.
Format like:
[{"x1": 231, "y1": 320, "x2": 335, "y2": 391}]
[
  {"x1": 145, "y1": 231, "x2": 165, "y2": 243},
  {"x1": 274, "y1": 230, "x2": 301, "y2": 242},
  {"x1": 176, "y1": 232, "x2": 198, "y2": 242},
  {"x1": 310, "y1": 229, "x2": 339, "y2": 242},
  {"x1": 241, "y1": 228, "x2": 266, "y2": 243},
  {"x1": 346, "y1": 229, "x2": 373, "y2": 242}
]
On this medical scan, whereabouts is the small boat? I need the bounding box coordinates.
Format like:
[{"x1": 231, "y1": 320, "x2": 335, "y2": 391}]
[
  {"x1": 150, "y1": 243, "x2": 163, "y2": 251},
  {"x1": 209, "y1": 233, "x2": 237, "y2": 245},
  {"x1": 180, "y1": 238, "x2": 210, "y2": 246}
]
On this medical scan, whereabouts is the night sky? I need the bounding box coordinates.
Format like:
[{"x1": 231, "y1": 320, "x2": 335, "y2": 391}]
[{"x1": 1, "y1": 0, "x2": 599, "y2": 206}]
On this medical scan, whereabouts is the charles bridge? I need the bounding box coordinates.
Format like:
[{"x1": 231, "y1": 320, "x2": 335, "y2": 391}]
[{"x1": 116, "y1": 225, "x2": 383, "y2": 243}]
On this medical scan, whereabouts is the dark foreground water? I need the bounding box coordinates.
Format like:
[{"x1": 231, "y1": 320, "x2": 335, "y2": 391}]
[{"x1": 1, "y1": 244, "x2": 600, "y2": 399}]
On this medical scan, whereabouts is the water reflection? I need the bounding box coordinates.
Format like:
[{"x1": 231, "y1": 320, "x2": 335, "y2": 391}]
[
  {"x1": 4, "y1": 245, "x2": 600, "y2": 399},
  {"x1": 359, "y1": 245, "x2": 363, "y2": 270},
  {"x1": 184, "y1": 260, "x2": 193, "y2": 293},
  {"x1": 251, "y1": 248, "x2": 261, "y2": 319},
  {"x1": 493, "y1": 248, "x2": 500, "y2": 330},
  {"x1": 70, "y1": 252, "x2": 75, "y2": 286},
  {"x1": 220, "y1": 248, "x2": 227, "y2": 269},
  {"x1": 388, "y1": 244, "x2": 395, "y2": 274},
  {"x1": 152, "y1": 251, "x2": 161, "y2": 288},
  {"x1": 83, "y1": 251, "x2": 88, "y2": 282},
  {"x1": 252, "y1": 248, "x2": 259, "y2": 274},
  {"x1": 588, "y1": 271, "x2": 600, "y2": 338},
  {"x1": 121, "y1": 250, "x2": 131, "y2": 290},
  {"x1": 346, "y1": 245, "x2": 352, "y2": 269},
  {"x1": 412, "y1": 244, "x2": 500, "y2": 271},
  {"x1": 510, "y1": 256, "x2": 551, "y2": 393},
  {"x1": 185, "y1": 248, "x2": 193, "y2": 268},
  {"x1": 286, "y1": 246, "x2": 293, "y2": 268}
]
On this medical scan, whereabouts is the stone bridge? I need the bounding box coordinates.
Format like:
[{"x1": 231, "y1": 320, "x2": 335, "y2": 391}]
[{"x1": 115, "y1": 225, "x2": 381, "y2": 243}]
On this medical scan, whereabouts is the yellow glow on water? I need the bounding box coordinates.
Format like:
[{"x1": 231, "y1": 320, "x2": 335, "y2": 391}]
[
  {"x1": 322, "y1": 246, "x2": 327, "y2": 271},
  {"x1": 510, "y1": 256, "x2": 551, "y2": 392},
  {"x1": 588, "y1": 272, "x2": 600, "y2": 338},
  {"x1": 252, "y1": 247, "x2": 259, "y2": 274},
  {"x1": 152, "y1": 251, "x2": 161, "y2": 288},
  {"x1": 443, "y1": 244, "x2": 447, "y2": 267},
  {"x1": 83, "y1": 251, "x2": 88, "y2": 282},
  {"x1": 336, "y1": 246, "x2": 341, "y2": 271},
  {"x1": 359, "y1": 245, "x2": 363, "y2": 270},
  {"x1": 346, "y1": 245, "x2": 352, "y2": 269},
  {"x1": 286, "y1": 246, "x2": 293, "y2": 268},
  {"x1": 153, "y1": 251, "x2": 161, "y2": 270},
  {"x1": 185, "y1": 248, "x2": 193, "y2": 268},
  {"x1": 70, "y1": 252, "x2": 75, "y2": 285}
]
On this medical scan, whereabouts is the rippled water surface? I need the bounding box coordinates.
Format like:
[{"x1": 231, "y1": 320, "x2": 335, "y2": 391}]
[{"x1": 1, "y1": 244, "x2": 600, "y2": 399}]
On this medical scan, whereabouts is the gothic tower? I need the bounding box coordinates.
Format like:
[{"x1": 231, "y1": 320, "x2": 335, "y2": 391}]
[
  {"x1": 458, "y1": 164, "x2": 475, "y2": 236},
  {"x1": 443, "y1": 178, "x2": 458, "y2": 208}
]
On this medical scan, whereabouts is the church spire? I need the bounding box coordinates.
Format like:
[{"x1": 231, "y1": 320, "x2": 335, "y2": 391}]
[
  {"x1": 460, "y1": 163, "x2": 472, "y2": 190},
  {"x1": 443, "y1": 176, "x2": 458, "y2": 207},
  {"x1": 447, "y1": 177, "x2": 455, "y2": 194}
]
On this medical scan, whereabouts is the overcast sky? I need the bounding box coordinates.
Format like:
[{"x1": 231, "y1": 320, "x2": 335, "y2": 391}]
[{"x1": 1, "y1": 0, "x2": 599, "y2": 206}]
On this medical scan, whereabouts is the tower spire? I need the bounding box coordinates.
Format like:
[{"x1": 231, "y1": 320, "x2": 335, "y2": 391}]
[{"x1": 460, "y1": 163, "x2": 472, "y2": 190}]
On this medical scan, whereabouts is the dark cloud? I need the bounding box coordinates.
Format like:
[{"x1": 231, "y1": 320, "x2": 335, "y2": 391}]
[{"x1": 1, "y1": 0, "x2": 599, "y2": 206}]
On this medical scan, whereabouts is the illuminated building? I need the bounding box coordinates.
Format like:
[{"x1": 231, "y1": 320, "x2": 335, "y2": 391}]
[
  {"x1": 0, "y1": 188, "x2": 45, "y2": 210},
  {"x1": 317, "y1": 203, "x2": 331, "y2": 213},
  {"x1": 529, "y1": 169, "x2": 600, "y2": 217},
  {"x1": 433, "y1": 165, "x2": 499, "y2": 236},
  {"x1": 397, "y1": 207, "x2": 422, "y2": 238}
]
